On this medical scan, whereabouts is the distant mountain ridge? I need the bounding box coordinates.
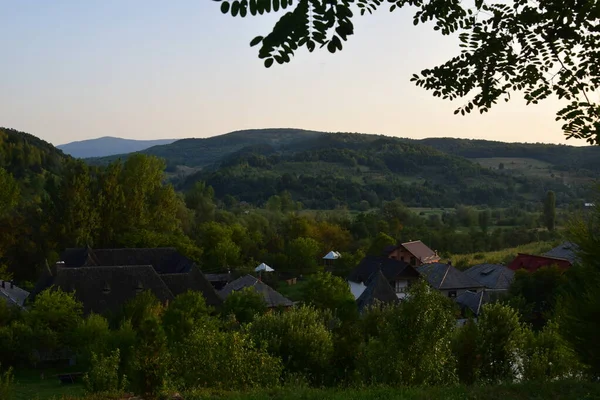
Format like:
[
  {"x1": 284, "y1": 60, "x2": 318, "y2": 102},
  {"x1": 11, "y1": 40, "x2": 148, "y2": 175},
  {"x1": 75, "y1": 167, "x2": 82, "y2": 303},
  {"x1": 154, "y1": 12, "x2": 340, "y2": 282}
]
[{"x1": 58, "y1": 136, "x2": 177, "y2": 158}]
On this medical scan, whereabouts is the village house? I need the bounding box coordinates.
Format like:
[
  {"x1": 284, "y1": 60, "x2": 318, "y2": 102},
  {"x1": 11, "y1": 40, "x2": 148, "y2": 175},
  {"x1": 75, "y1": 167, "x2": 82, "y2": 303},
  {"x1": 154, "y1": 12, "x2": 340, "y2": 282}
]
[
  {"x1": 219, "y1": 275, "x2": 294, "y2": 308},
  {"x1": 543, "y1": 241, "x2": 579, "y2": 265},
  {"x1": 507, "y1": 253, "x2": 572, "y2": 273},
  {"x1": 463, "y1": 263, "x2": 515, "y2": 292},
  {"x1": 347, "y1": 255, "x2": 421, "y2": 299},
  {"x1": 417, "y1": 261, "x2": 484, "y2": 298},
  {"x1": 355, "y1": 270, "x2": 399, "y2": 312},
  {"x1": 30, "y1": 246, "x2": 222, "y2": 315},
  {"x1": 384, "y1": 240, "x2": 440, "y2": 266}
]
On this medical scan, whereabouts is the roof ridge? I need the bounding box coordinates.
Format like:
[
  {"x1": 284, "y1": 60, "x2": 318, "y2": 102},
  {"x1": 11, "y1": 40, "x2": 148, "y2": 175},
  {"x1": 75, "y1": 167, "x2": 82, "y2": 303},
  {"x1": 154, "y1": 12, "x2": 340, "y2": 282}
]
[{"x1": 439, "y1": 264, "x2": 451, "y2": 289}]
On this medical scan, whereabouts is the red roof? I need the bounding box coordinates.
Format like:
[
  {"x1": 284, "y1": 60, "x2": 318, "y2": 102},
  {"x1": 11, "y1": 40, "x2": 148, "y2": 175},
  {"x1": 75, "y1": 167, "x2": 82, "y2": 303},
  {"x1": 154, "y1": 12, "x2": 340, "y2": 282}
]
[{"x1": 507, "y1": 253, "x2": 572, "y2": 273}]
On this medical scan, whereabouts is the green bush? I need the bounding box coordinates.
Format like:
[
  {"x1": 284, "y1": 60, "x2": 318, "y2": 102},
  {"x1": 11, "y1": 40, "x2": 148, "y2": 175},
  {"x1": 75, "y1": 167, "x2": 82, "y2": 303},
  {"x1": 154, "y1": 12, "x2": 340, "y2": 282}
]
[
  {"x1": 221, "y1": 287, "x2": 267, "y2": 325},
  {"x1": 248, "y1": 306, "x2": 333, "y2": 385},
  {"x1": 359, "y1": 280, "x2": 457, "y2": 386},
  {"x1": 0, "y1": 363, "x2": 13, "y2": 400},
  {"x1": 83, "y1": 349, "x2": 127, "y2": 394},
  {"x1": 171, "y1": 326, "x2": 282, "y2": 391}
]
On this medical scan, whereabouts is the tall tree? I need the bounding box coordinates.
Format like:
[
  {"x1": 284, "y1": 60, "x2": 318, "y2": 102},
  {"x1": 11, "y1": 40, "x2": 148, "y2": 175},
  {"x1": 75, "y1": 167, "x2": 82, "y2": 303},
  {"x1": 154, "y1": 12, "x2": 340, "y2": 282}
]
[
  {"x1": 215, "y1": 0, "x2": 600, "y2": 143},
  {"x1": 544, "y1": 191, "x2": 556, "y2": 232}
]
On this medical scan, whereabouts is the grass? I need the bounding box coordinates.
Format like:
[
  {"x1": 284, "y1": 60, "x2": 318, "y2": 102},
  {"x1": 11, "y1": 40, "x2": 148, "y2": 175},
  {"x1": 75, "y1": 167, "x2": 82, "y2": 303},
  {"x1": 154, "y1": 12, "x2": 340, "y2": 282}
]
[
  {"x1": 11, "y1": 369, "x2": 85, "y2": 400},
  {"x1": 450, "y1": 240, "x2": 559, "y2": 269},
  {"x1": 181, "y1": 381, "x2": 600, "y2": 400}
]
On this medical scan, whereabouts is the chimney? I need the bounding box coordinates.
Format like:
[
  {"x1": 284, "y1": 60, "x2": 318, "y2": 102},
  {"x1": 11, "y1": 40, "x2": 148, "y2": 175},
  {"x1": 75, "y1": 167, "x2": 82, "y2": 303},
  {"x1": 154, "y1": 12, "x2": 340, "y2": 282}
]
[{"x1": 53, "y1": 261, "x2": 64, "y2": 276}]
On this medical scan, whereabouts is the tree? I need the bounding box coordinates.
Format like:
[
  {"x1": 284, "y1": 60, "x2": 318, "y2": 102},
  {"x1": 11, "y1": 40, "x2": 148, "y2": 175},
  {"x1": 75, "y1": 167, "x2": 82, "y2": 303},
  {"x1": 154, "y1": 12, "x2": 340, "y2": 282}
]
[
  {"x1": 0, "y1": 168, "x2": 19, "y2": 217},
  {"x1": 366, "y1": 232, "x2": 396, "y2": 256},
  {"x1": 478, "y1": 209, "x2": 492, "y2": 233},
  {"x1": 359, "y1": 280, "x2": 457, "y2": 386},
  {"x1": 221, "y1": 287, "x2": 267, "y2": 324},
  {"x1": 303, "y1": 272, "x2": 357, "y2": 321},
  {"x1": 162, "y1": 291, "x2": 215, "y2": 340},
  {"x1": 248, "y1": 305, "x2": 333, "y2": 385},
  {"x1": 286, "y1": 237, "x2": 321, "y2": 275},
  {"x1": 185, "y1": 181, "x2": 216, "y2": 223},
  {"x1": 499, "y1": 163, "x2": 505, "y2": 170},
  {"x1": 477, "y1": 303, "x2": 524, "y2": 383},
  {"x1": 26, "y1": 289, "x2": 83, "y2": 357},
  {"x1": 544, "y1": 191, "x2": 556, "y2": 231},
  {"x1": 131, "y1": 314, "x2": 170, "y2": 397},
  {"x1": 215, "y1": 0, "x2": 600, "y2": 143}
]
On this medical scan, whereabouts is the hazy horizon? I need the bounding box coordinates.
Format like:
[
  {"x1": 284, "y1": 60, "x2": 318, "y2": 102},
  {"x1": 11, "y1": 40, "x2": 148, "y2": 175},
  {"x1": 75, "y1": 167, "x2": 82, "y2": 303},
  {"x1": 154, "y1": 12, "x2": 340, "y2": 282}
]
[{"x1": 0, "y1": 1, "x2": 586, "y2": 147}]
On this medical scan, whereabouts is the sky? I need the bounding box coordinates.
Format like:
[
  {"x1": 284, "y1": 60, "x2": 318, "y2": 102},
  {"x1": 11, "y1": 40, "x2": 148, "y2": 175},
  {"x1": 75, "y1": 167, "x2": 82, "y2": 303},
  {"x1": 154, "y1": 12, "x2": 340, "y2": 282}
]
[{"x1": 0, "y1": 1, "x2": 581, "y2": 146}]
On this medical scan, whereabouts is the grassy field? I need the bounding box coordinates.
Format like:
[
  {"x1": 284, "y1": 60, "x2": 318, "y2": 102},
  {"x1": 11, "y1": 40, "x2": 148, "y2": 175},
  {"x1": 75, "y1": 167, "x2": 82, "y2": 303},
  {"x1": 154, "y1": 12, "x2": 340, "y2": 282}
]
[
  {"x1": 12, "y1": 380, "x2": 600, "y2": 400},
  {"x1": 450, "y1": 240, "x2": 559, "y2": 269},
  {"x1": 11, "y1": 369, "x2": 85, "y2": 400},
  {"x1": 184, "y1": 382, "x2": 600, "y2": 400}
]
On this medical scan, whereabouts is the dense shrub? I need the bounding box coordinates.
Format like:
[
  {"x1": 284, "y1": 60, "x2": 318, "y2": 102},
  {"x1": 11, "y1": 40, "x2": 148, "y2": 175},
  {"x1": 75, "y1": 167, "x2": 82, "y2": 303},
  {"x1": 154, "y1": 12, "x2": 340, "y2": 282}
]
[
  {"x1": 359, "y1": 280, "x2": 457, "y2": 386},
  {"x1": 84, "y1": 349, "x2": 127, "y2": 395},
  {"x1": 248, "y1": 306, "x2": 333, "y2": 384}
]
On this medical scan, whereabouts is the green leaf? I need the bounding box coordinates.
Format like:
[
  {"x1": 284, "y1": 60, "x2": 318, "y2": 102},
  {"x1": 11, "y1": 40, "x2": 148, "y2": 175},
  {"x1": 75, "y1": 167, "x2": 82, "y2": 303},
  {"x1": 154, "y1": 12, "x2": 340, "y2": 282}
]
[
  {"x1": 231, "y1": 1, "x2": 240, "y2": 16},
  {"x1": 264, "y1": 58, "x2": 274, "y2": 68},
  {"x1": 327, "y1": 41, "x2": 336, "y2": 53},
  {"x1": 220, "y1": 1, "x2": 231, "y2": 14},
  {"x1": 250, "y1": 36, "x2": 263, "y2": 47},
  {"x1": 273, "y1": 0, "x2": 280, "y2": 12}
]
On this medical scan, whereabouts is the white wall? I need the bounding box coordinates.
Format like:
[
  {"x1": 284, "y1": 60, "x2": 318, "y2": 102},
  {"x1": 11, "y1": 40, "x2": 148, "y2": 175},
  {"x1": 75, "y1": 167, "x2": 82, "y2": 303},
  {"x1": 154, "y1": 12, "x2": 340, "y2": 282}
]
[{"x1": 348, "y1": 281, "x2": 366, "y2": 299}]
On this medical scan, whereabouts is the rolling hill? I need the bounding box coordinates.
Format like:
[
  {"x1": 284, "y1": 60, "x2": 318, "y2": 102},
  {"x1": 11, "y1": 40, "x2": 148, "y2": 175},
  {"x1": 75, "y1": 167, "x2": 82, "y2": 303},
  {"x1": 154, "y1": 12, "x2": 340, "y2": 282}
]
[{"x1": 58, "y1": 136, "x2": 177, "y2": 158}]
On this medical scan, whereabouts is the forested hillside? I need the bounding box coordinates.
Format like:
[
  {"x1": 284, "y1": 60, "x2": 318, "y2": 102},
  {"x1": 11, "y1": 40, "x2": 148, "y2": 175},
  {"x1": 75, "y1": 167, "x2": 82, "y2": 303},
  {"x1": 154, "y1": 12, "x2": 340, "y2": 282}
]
[
  {"x1": 58, "y1": 136, "x2": 176, "y2": 158},
  {"x1": 86, "y1": 129, "x2": 597, "y2": 210}
]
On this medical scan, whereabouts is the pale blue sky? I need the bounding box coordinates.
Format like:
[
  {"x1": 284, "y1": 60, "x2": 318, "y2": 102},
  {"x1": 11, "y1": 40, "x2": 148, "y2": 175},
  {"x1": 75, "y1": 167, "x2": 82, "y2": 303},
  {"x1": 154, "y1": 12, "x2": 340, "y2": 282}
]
[{"x1": 0, "y1": 1, "x2": 576, "y2": 146}]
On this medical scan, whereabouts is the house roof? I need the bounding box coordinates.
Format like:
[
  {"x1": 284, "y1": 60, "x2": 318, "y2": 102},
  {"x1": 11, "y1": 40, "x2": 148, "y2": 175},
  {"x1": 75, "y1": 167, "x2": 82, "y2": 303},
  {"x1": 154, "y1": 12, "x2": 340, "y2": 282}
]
[
  {"x1": 417, "y1": 263, "x2": 484, "y2": 290},
  {"x1": 347, "y1": 256, "x2": 420, "y2": 284},
  {"x1": 323, "y1": 251, "x2": 341, "y2": 260},
  {"x1": 51, "y1": 265, "x2": 175, "y2": 315},
  {"x1": 455, "y1": 290, "x2": 490, "y2": 316},
  {"x1": 205, "y1": 273, "x2": 232, "y2": 283},
  {"x1": 507, "y1": 253, "x2": 572, "y2": 272},
  {"x1": 219, "y1": 275, "x2": 293, "y2": 308},
  {"x1": 400, "y1": 241, "x2": 439, "y2": 263},
  {"x1": 543, "y1": 242, "x2": 579, "y2": 264},
  {"x1": 356, "y1": 270, "x2": 398, "y2": 312},
  {"x1": 60, "y1": 247, "x2": 195, "y2": 274},
  {"x1": 464, "y1": 264, "x2": 515, "y2": 290},
  {"x1": 160, "y1": 267, "x2": 222, "y2": 307},
  {"x1": 0, "y1": 280, "x2": 29, "y2": 308}
]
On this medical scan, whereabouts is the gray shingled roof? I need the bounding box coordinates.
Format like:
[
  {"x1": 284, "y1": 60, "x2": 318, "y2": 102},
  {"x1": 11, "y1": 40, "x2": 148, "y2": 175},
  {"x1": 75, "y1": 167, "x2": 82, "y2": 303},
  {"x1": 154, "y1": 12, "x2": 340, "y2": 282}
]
[
  {"x1": 356, "y1": 270, "x2": 398, "y2": 312},
  {"x1": 347, "y1": 256, "x2": 420, "y2": 284},
  {"x1": 219, "y1": 275, "x2": 293, "y2": 308},
  {"x1": 417, "y1": 263, "x2": 484, "y2": 290},
  {"x1": 160, "y1": 267, "x2": 222, "y2": 307},
  {"x1": 52, "y1": 265, "x2": 175, "y2": 315},
  {"x1": 543, "y1": 242, "x2": 579, "y2": 264},
  {"x1": 0, "y1": 280, "x2": 29, "y2": 308},
  {"x1": 464, "y1": 264, "x2": 515, "y2": 290},
  {"x1": 455, "y1": 290, "x2": 490, "y2": 316},
  {"x1": 61, "y1": 247, "x2": 195, "y2": 274}
]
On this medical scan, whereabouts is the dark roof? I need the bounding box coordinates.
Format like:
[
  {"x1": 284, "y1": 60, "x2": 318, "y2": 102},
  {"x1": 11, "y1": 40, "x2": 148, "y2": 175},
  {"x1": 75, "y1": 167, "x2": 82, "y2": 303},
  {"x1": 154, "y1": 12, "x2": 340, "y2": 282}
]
[
  {"x1": 0, "y1": 280, "x2": 29, "y2": 307},
  {"x1": 52, "y1": 265, "x2": 175, "y2": 315},
  {"x1": 543, "y1": 242, "x2": 579, "y2": 264},
  {"x1": 219, "y1": 275, "x2": 293, "y2": 308},
  {"x1": 60, "y1": 247, "x2": 195, "y2": 274},
  {"x1": 205, "y1": 273, "x2": 232, "y2": 283},
  {"x1": 464, "y1": 264, "x2": 515, "y2": 290},
  {"x1": 400, "y1": 241, "x2": 439, "y2": 263},
  {"x1": 160, "y1": 267, "x2": 222, "y2": 307},
  {"x1": 417, "y1": 263, "x2": 484, "y2": 290},
  {"x1": 455, "y1": 290, "x2": 490, "y2": 316},
  {"x1": 356, "y1": 270, "x2": 398, "y2": 312},
  {"x1": 348, "y1": 256, "x2": 420, "y2": 284}
]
